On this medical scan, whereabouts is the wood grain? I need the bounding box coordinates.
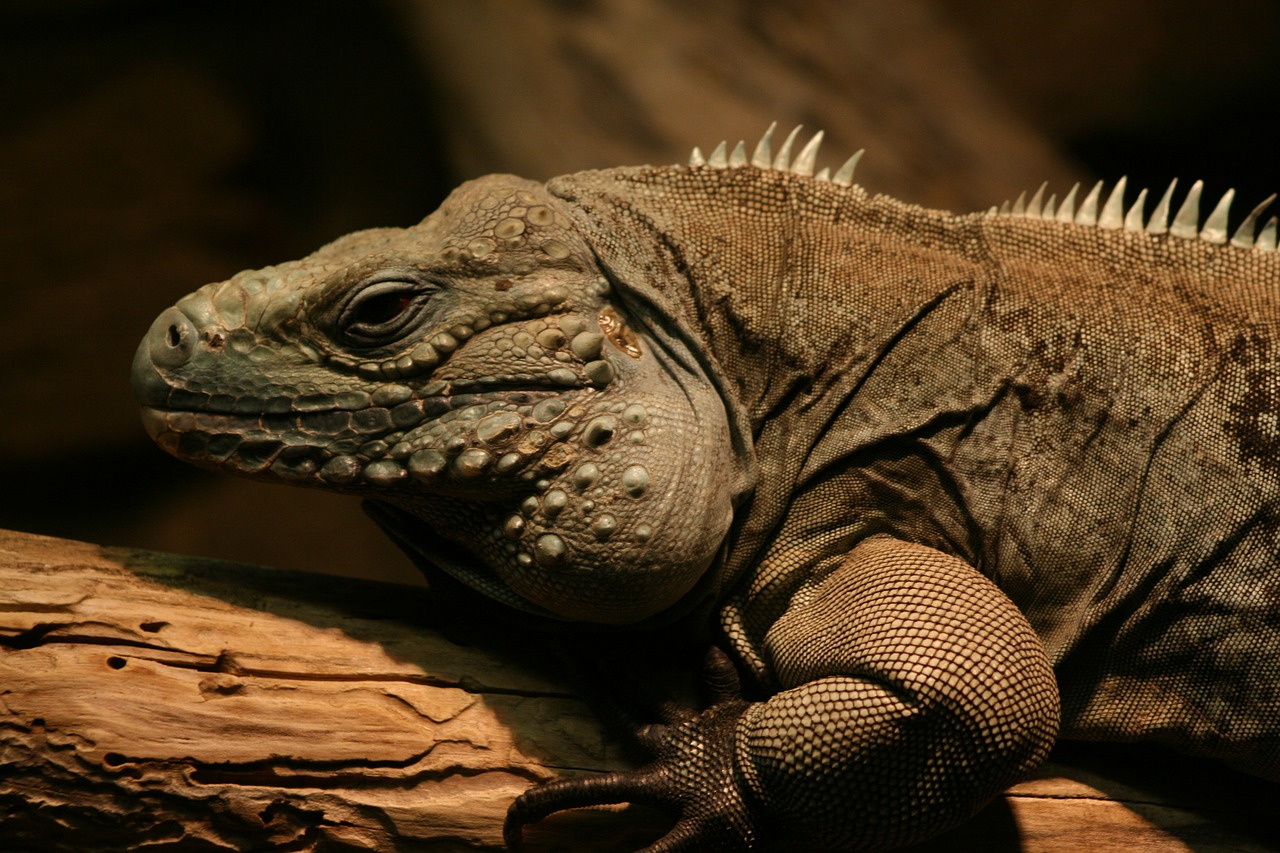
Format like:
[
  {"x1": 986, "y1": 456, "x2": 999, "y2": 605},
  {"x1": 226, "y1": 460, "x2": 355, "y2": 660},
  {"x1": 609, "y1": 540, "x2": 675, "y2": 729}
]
[{"x1": 1, "y1": 528, "x2": 1271, "y2": 851}]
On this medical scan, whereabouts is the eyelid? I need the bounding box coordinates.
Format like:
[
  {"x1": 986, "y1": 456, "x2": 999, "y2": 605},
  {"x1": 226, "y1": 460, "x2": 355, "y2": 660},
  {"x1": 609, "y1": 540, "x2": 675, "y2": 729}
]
[
  {"x1": 339, "y1": 275, "x2": 435, "y2": 322},
  {"x1": 347, "y1": 280, "x2": 416, "y2": 311}
]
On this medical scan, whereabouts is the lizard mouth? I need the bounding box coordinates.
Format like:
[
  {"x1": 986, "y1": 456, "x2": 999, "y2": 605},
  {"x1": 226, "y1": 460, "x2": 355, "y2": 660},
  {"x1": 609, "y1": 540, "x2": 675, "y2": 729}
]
[
  {"x1": 140, "y1": 379, "x2": 592, "y2": 488},
  {"x1": 143, "y1": 375, "x2": 581, "y2": 417}
]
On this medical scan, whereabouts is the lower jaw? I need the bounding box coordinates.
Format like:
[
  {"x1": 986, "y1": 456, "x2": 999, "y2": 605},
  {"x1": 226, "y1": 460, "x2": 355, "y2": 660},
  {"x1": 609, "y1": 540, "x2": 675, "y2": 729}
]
[
  {"x1": 140, "y1": 415, "x2": 551, "y2": 497},
  {"x1": 138, "y1": 378, "x2": 591, "y2": 492},
  {"x1": 139, "y1": 406, "x2": 172, "y2": 444}
]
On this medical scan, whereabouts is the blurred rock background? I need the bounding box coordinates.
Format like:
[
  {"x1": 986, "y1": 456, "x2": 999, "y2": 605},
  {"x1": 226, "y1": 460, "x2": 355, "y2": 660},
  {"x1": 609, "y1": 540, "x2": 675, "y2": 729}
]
[{"x1": 2, "y1": 0, "x2": 1277, "y2": 584}]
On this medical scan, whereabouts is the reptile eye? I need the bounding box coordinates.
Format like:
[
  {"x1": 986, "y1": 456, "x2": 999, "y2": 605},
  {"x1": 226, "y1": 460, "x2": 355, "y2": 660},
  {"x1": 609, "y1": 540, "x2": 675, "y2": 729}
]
[
  {"x1": 354, "y1": 290, "x2": 412, "y2": 326},
  {"x1": 339, "y1": 279, "x2": 427, "y2": 346}
]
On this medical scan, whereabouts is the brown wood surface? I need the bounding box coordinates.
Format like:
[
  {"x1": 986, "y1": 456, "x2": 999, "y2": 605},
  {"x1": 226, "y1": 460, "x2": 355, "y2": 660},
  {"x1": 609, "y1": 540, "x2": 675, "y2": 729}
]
[{"x1": 0, "y1": 528, "x2": 1273, "y2": 851}]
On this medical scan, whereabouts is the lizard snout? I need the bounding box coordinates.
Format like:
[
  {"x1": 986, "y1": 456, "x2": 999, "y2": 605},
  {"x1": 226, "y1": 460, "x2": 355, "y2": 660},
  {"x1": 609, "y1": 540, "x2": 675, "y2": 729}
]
[{"x1": 132, "y1": 306, "x2": 198, "y2": 407}]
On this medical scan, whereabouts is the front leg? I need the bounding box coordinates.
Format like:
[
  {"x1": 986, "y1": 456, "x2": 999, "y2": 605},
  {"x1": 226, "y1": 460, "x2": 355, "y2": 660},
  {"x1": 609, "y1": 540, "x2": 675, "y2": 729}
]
[
  {"x1": 743, "y1": 534, "x2": 1058, "y2": 848},
  {"x1": 508, "y1": 534, "x2": 1058, "y2": 850}
]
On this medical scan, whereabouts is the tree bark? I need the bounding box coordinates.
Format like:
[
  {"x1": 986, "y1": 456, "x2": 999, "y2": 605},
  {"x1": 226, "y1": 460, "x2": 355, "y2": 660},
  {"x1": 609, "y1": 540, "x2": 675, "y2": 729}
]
[{"x1": 0, "y1": 528, "x2": 1271, "y2": 851}]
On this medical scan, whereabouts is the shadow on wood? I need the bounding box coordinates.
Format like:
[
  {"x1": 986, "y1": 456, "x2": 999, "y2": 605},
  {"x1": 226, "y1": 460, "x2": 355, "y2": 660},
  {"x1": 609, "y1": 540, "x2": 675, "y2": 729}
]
[{"x1": 1, "y1": 528, "x2": 1273, "y2": 851}]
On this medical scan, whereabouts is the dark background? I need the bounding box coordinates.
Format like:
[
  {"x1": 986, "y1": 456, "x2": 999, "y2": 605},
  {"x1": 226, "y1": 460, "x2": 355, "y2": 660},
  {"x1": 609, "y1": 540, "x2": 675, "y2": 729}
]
[{"x1": 3, "y1": 0, "x2": 1278, "y2": 584}]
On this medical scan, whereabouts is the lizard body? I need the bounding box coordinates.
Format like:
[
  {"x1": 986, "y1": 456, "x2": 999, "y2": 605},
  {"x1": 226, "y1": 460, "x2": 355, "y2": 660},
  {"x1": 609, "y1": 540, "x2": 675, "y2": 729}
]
[{"x1": 133, "y1": 127, "x2": 1280, "y2": 850}]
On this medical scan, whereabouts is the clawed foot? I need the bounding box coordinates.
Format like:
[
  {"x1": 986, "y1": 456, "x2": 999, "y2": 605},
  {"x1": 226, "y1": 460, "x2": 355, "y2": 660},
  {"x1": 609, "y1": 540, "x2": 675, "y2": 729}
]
[{"x1": 504, "y1": 648, "x2": 761, "y2": 852}]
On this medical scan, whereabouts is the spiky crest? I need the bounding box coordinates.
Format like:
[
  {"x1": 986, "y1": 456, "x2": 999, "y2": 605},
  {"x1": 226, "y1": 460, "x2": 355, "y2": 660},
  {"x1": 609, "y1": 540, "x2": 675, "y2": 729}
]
[{"x1": 686, "y1": 125, "x2": 1279, "y2": 252}]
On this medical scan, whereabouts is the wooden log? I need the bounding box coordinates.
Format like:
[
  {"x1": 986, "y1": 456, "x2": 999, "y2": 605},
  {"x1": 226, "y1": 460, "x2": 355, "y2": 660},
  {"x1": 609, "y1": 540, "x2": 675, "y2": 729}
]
[
  {"x1": 0, "y1": 528, "x2": 657, "y2": 852},
  {"x1": 0, "y1": 528, "x2": 1272, "y2": 851}
]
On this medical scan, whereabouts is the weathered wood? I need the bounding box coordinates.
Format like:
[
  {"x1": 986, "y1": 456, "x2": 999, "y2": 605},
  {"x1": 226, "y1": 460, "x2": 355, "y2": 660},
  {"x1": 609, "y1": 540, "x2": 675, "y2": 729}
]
[
  {"x1": 0, "y1": 528, "x2": 656, "y2": 852},
  {"x1": 0, "y1": 528, "x2": 1272, "y2": 851}
]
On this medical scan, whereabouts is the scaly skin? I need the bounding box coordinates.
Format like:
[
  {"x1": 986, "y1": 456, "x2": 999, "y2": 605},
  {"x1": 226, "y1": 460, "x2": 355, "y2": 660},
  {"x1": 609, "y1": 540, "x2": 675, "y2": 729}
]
[
  {"x1": 135, "y1": 129, "x2": 1280, "y2": 850},
  {"x1": 134, "y1": 175, "x2": 740, "y2": 625}
]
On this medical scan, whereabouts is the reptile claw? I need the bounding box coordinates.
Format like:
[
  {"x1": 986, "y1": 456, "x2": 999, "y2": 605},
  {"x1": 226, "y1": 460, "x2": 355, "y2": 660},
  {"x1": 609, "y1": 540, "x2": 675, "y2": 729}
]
[
  {"x1": 504, "y1": 770, "x2": 658, "y2": 850},
  {"x1": 504, "y1": 699, "x2": 757, "y2": 851},
  {"x1": 505, "y1": 647, "x2": 758, "y2": 850},
  {"x1": 700, "y1": 646, "x2": 744, "y2": 704}
]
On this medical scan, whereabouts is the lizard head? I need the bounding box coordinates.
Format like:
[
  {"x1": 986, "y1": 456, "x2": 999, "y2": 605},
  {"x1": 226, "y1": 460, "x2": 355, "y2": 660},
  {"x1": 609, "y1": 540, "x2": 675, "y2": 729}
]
[{"x1": 133, "y1": 174, "x2": 742, "y2": 624}]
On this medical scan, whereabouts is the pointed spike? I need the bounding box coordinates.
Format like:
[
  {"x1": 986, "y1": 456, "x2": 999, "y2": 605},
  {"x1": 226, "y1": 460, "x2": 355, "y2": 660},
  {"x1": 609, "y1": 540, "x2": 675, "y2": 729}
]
[
  {"x1": 1230, "y1": 223, "x2": 1255, "y2": 249},
  {"x1": 729, "y1": 140, "x2": 747, "y2": 167},
  {"x1": 1011, "y1": 190, "x2": 1028, "y2": 217},
  {"x1": 772, "y1": 126, "x2": 802, "y2": 170},
  {"x1": 1074, "y1": 180, "x2": 1104, "y2": 226},
  {"x1": 1123, "y1": 188, "x2": 1149, "y2": 232},
  {"x1": 1147, "y1": 178, "x2": 1177, "y2": 235},
  {"x1": 1042, "y1": 194, "x2": 1058, "y2": 220},
  {"x1": 1171, "y1": 180, "x2": 1204, "y2": 239},
  {"x1": 689, "y1": 147, "x2": 705, "y2": 167},
  {"x1": 987, "y1": 205, "x2": 1000, "y2": 216},
  {"x1": 1026, "y1": 182, "x2": 1047, "y2": 218},
  {"x1": 1231, "y1": 193, "x2": 1276, "y2": 248},
  {"x1": 708, "y1": 140, "x2": 729, "y2": 168},
  {"x1": 1200, "y1": 188, "x2": 1234, "y2": 243},
  {"x1": 832, "y1": 150, "x2": 864, "y2": 186},
  {"x1": 999, "y1": 200, "x2": 1012, "y2": 215},
  {"x1": 791, "y1": 130, "x2": 825, "y2": 176},
  {"x1": 1098, "y1": 176, "x2": 1128, "y2": 229},
  {"x1": 1258, "y1": 217, "x2": 1278, "y2": 251},
  {"x1": 1056, "y1": 183, "x2": 1080, "y2": 223},
  {"x1": 815, "y1": 166, "x2": 831, "y2": 182},
  {"x1": 751, "y1": 122, "x2": 777, "y2": 168}
]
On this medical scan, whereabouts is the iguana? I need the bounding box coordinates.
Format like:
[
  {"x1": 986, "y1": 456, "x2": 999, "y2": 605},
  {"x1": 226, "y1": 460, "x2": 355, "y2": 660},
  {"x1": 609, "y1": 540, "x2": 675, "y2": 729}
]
[{"x1": 132, "y1": 124, "x2": 1280, "y2": 851}]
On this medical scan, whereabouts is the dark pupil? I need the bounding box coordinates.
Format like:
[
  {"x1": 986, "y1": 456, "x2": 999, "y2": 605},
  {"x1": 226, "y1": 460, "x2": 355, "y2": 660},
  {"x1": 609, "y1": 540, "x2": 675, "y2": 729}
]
[{"x1": 357, "y1": 291, "x2": 411, "y2": 326}]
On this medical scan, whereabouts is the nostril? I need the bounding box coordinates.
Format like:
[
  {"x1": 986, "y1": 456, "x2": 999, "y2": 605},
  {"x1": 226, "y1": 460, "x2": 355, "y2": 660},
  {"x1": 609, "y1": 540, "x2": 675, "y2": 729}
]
[{"x1": 148, "y1": 307, "x2": 197, "y2": 368}]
